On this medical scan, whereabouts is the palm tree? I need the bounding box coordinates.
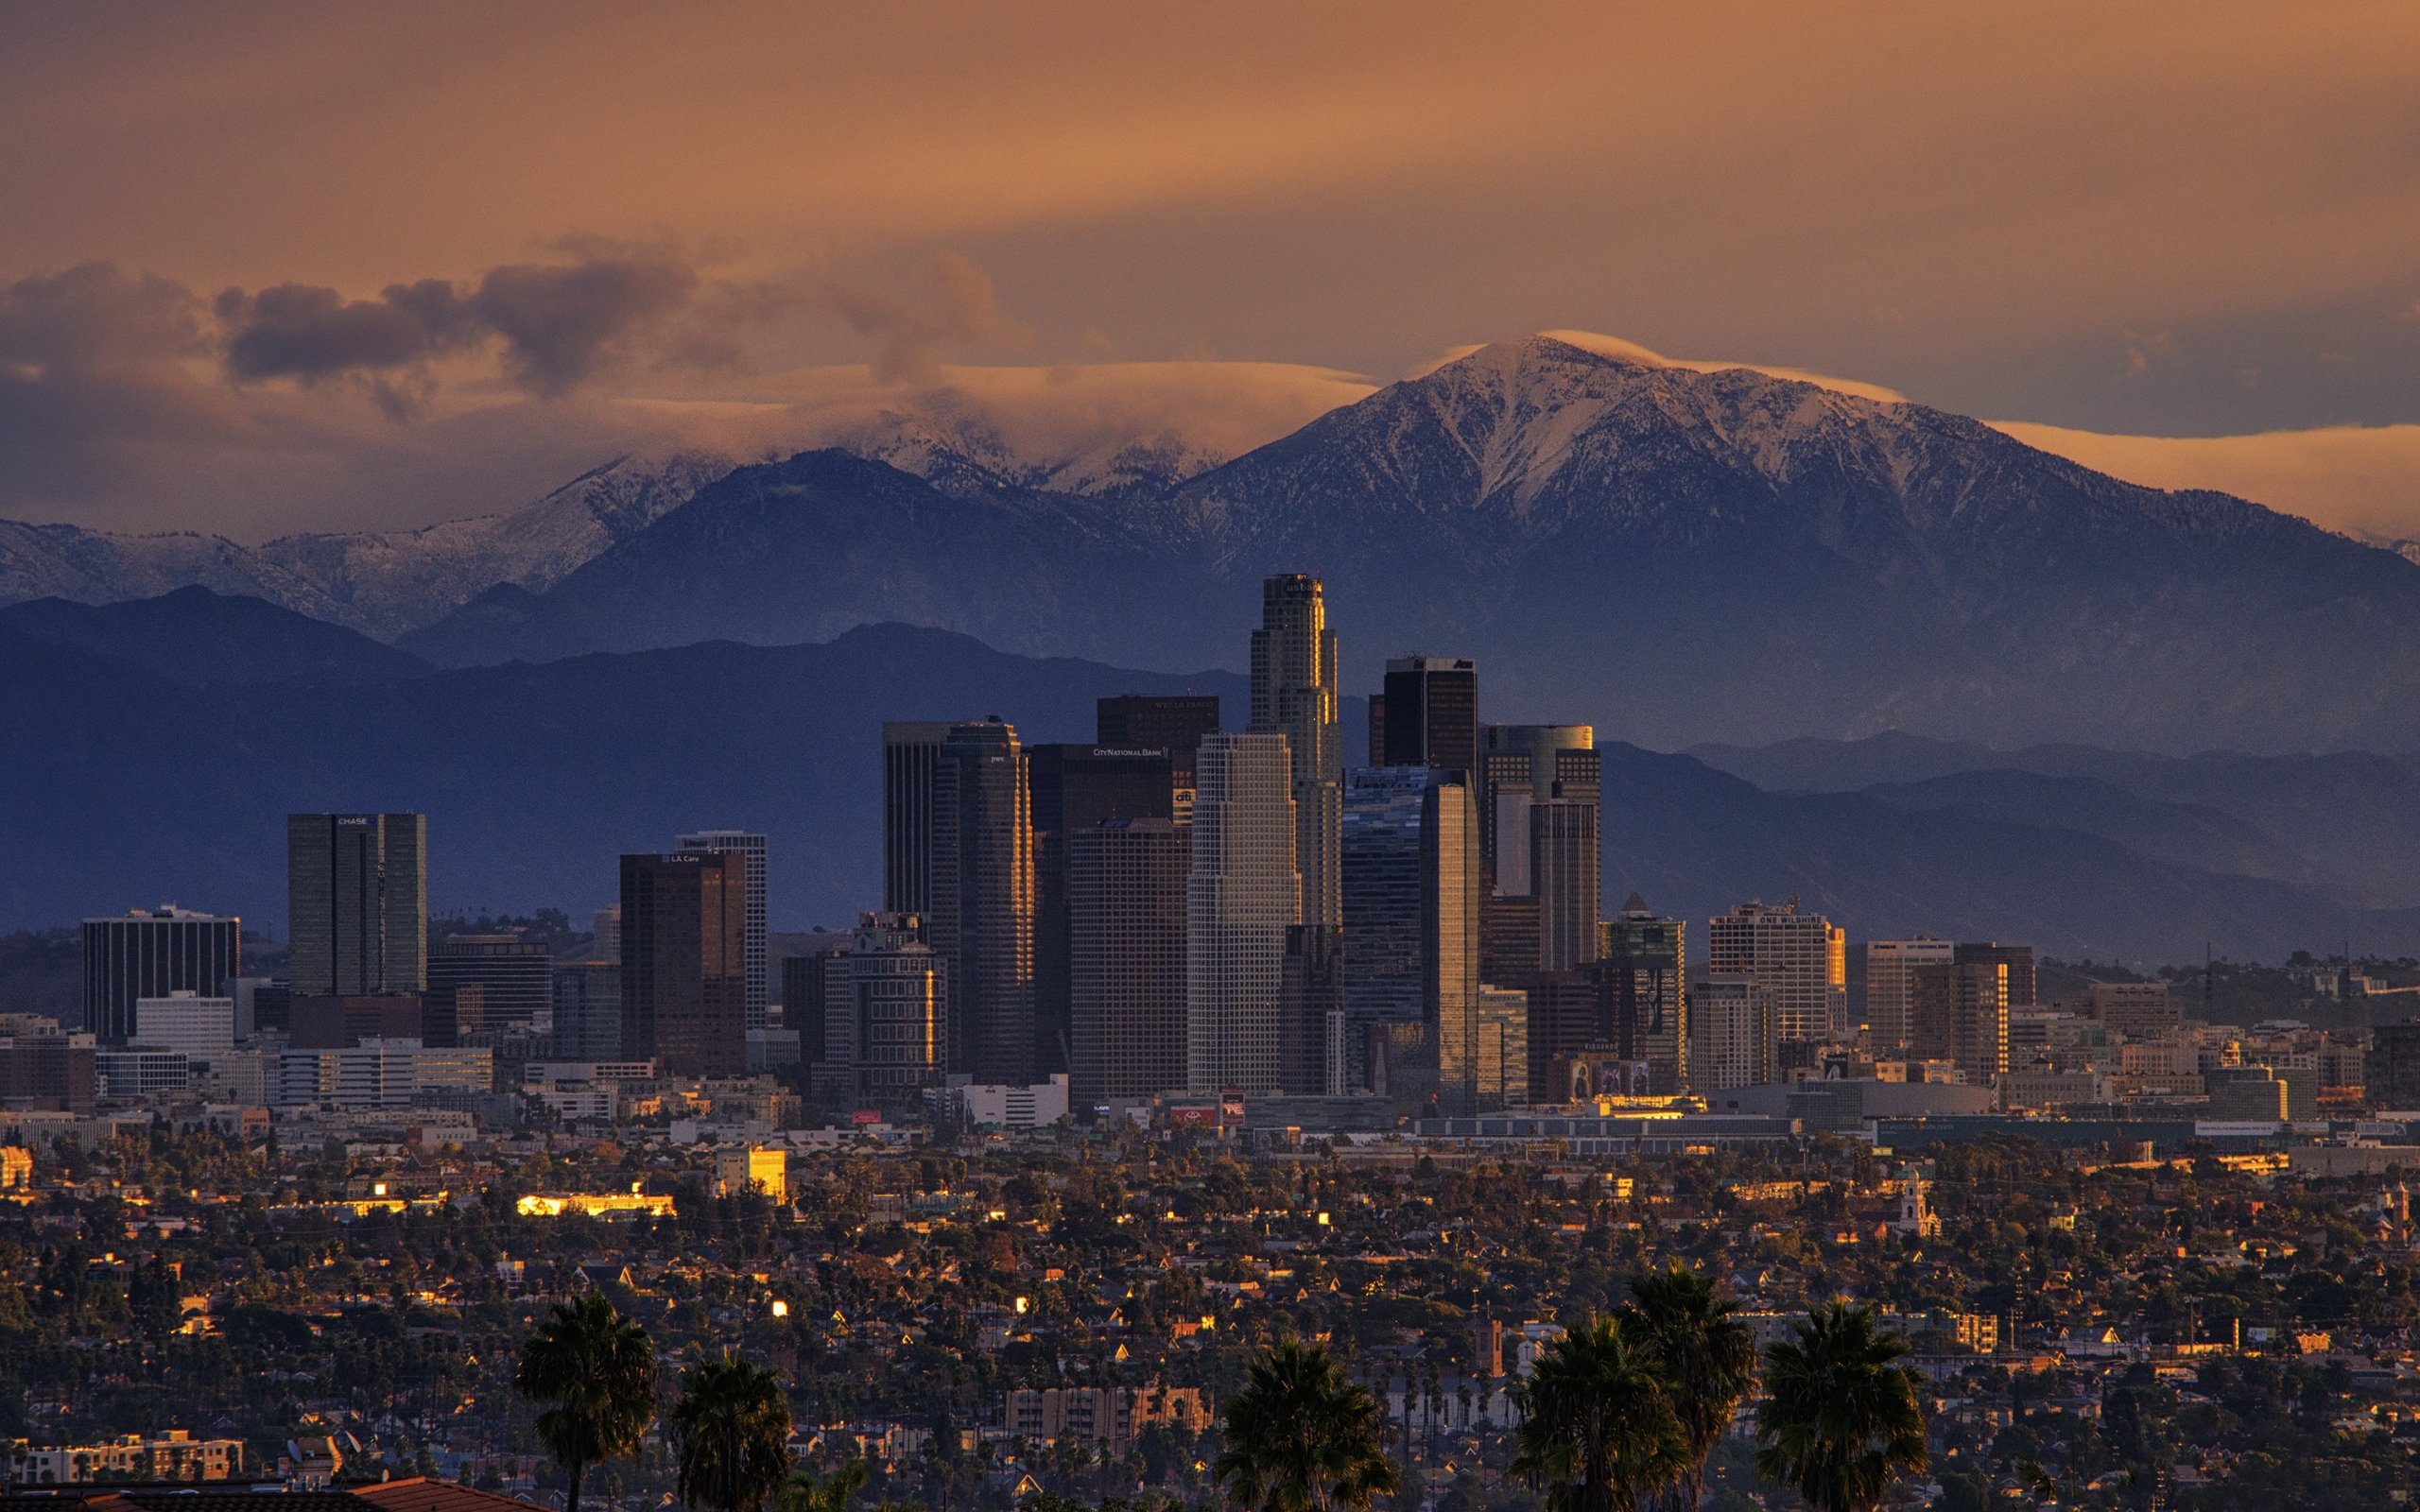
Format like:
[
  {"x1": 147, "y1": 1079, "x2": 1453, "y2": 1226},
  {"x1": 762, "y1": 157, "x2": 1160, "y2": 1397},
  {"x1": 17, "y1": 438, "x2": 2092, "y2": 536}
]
[
  {"x1": 1424, "y1": 1364, "x2": 1443, "y2": 1461},
  {"x1": 779, "y1": 1459, "x2": 869, "y2": 1512},
  {"x1": 1622, "y1": 1263, "x2": 1759, "y2": 1510},
  {"x1": 1510, "y1": 1314, "x2": 1687, "y2": 1512},
  {"x1": 669, "y1": 1356, "x2": 795, "y2": 1512},
  {"x1": 514, "y1": 1295, "x2": 660, "y2": 1512},
  {"x1": 1752, "y1": 1302, "x2": 1927, "y2": 1512},
  {"x1": 1214, "y1": 1336, "x2": 1399, "y2": 1512}
]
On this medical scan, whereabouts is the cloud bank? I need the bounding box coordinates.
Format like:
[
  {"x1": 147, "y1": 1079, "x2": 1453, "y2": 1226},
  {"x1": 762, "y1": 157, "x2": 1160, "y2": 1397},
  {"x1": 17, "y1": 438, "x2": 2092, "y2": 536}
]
[{"x1": 1988, "y1": 421, "x2": 2420, "y2": 545}]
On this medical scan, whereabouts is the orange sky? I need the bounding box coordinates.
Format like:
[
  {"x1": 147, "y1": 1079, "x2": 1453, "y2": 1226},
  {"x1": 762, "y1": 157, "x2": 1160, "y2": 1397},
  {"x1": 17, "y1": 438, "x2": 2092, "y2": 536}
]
[{"x1": 7, "y1": 2, "x2": 2420, "y2": 537}]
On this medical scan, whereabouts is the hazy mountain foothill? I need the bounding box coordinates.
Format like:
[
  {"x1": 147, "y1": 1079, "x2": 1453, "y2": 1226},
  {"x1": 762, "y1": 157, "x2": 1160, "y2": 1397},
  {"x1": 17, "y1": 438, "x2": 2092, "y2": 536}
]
[
  {"x1": 11, "y1": 335, "x2": 2420, "y2": 961},
  {"x1": 0, "y1": 585, "x2": 434, "y2": 687},
  {"x1": 5, "y1": 602, "x2": 2420, "y2": 965}
]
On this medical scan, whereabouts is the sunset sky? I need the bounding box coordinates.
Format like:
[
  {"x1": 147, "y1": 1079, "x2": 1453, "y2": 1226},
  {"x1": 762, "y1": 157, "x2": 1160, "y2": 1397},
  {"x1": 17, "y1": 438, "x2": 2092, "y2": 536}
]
[{"x1": 9, "y1": 2, "x2": 2420, "y2": 540}]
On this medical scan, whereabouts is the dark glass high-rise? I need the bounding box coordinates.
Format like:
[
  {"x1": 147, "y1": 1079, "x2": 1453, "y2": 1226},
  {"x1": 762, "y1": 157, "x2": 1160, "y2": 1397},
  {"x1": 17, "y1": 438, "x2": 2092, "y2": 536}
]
[
  {"x1": 619, "y1": 850, "x2": 747, "y2": 1077},
  {"x1": 929, "y1": 718, "x2": 1037, "y2": 1084},
  {"x1": 79, "y1": 906, "x2": 241, "y2": 1044},
  {"x1": 1068, "y1": 816, "x2": 1187, "y2": 1106},
  {"x1": 1029, "y1": 745, "x2": 1174, "y2": 1077},
  {"x1": 286, "y1": 813, "x2": 426, "y2": 998},
  {"x1": 1379, "y1": 656, "x2": 1478, "y2": 777},
  {"x1": 1095, "y1": 695, "x2": 1220, "y2": 786}
]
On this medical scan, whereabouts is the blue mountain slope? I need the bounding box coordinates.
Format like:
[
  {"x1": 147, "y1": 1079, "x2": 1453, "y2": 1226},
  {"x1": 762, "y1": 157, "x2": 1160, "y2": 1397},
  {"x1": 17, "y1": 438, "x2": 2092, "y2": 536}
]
[
  {"x1": 1689, "y1": 731, "x2": 2420, "y2": 910},
  {"x1": 0, "y1": 585, "x2": 433, "y2": 687},
  {"x1": 7, "y1": 611, "x2": 2416, "y2": 961}
]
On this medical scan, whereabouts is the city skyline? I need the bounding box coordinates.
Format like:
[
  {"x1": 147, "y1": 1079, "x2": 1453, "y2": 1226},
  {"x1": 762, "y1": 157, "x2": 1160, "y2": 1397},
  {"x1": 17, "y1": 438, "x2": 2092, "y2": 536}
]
[
  {"x1": 8, "y1": 18, "x2": 2420, "y2": 1511},
  {"x1": 30, "y1": 571, "x2": 2315, "y2": 1122}
]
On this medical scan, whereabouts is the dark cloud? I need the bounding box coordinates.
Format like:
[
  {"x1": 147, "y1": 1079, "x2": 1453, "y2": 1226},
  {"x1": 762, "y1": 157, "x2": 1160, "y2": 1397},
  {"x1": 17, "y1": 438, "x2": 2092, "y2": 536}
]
[
  {"x1": 0, "y1": 261, "x2": 247, "y2": 506},
  {"x1": 215, "y1": 251, "x2": 705, "y2": 400},
  {"x1": 0, "y1": 259, "x2": 201, "y2": 365},
  {"x1": 470, "y1": 254, "x2": 698, "y2": 395},
  {"x1": 216, "y1": 278, "x2": 475, "y2": 381},
  {"x1": 0, "y1": 244, "x2": 1074, "y2": 524},
  {"x1": 815, "y1": 253, "x2": 1033, "y2": 381},
  {"x1": 209, "y1": 249, "x2": 1031, "y2": 401}
]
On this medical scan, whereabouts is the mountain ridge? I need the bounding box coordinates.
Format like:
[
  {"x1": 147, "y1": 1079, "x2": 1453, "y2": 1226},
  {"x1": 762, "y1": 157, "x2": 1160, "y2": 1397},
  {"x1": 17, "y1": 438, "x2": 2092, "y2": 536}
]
[
  {"x1": 1688, "y1": 730, "x2": 2420, "y2": 912},
  {"x1": 396, "y1": 335, "x2": 2420, "y2": 754},
  {"x1": 0, "y1": 452, "x2": 731, "y2": 640},
  {"x1": 17, "y1": 335, "x2": 2420, "y2": 753},
  {"x1": 0, "y1": 585, "x2": 432, "y2": 686}
]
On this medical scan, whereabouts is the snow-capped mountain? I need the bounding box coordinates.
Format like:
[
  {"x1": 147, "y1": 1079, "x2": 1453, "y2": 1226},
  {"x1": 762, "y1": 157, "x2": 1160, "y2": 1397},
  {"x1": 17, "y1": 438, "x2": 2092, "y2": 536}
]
[
  {"x1": 0, "y1": 518, "x2": 342, "y2": 622},
  {"x1": 1155, "y1": 336, "x2": 2420, "y2": 749},
  {"x1": 391, "y1": 335, "x2": 2420, "y2": 753},
  {"x1": 0, "y1": 452, "x2": 730, "y2": 638},
  {"x1": 21, "y1": 334, "x2": 2420, "y2": 753},
  {"x1": 241, "y1": 451, "x2": 731, "y2": 638},
  {"x1": 831, "y1": 407, "x2": 1225, "y2": 501},
  {"x1": 0, "y1": 402, "x2": 1233, "y2": 632}
]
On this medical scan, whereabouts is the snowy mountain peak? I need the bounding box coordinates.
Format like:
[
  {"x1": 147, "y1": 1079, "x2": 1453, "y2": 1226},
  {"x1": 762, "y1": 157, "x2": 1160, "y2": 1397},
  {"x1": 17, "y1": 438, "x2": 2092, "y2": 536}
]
[
  {"x1": 830, "y1": 405, "x2": 1227, "y2": 502},
  {"x1": 827, "y1": 409, "x2": 1027, "y2": 498},
  {"x1": 0, "y1": 451, "x2": 735, "y2": 640},
  {"x1": 1239, "y1": 332, "x2": 1939, "y2": 519}
]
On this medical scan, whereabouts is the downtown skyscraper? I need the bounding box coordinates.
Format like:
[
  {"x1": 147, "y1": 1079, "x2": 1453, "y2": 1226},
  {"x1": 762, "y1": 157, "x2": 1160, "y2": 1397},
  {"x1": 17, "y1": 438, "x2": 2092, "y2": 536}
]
[
  {"x1": 1339, "y1": 765, "x2": 1478, "y2": 1105},
  {"x1": 1708, "y1": 897, "x2": 1846, "y2": 1048},
  {"x1": 425, "y1": 933, "x2": 551, "y2": 1044},
  {"x1": 1864, "y1": 936, "x2": 1954, "y2": 1050},
  {"x1": 1028, "y1": 745, "x2": 1175, "y2": 1076},
  {"x1": 929, "y1": 718, "x2": 1038, "y2": 1083},
  {"x1": 1095, "y1": 694, "x2": 1221, "y2": 795},
  {"x1": 1690, "y1": 975, "x2": 1777, "y2": 1091},
  {"x1": 1477, "y1": 724, "x2": 1598, "y2": 897},
  {"x1": 1529, "y1": 799, "x2": 1599, "y2": 973},
  {"x1": 285, "y1": 813, "x2": 427, "y2": 998},
  {"x1": 675, "y1": 830, "x2": 768, "y2": 1031},
  {"x1": 1910, "y1": 956, "x2": 2010, "y2": 1085},
  {"x1": 804, "y1": 913, "x2": 948, "y2": 1105},
  {"x1": 1069, "y1": 816, "x2": 1188, "y2": 1105},
  {"x1": 1249, "y1": 574, "x2": 1340, "y2": 928},
  {"x1": 1599, "y1": 896, "x2": 1687, "y2": 1092},
  {"x1": 1185, "y1": 732, "x2": 1299, "y2": 1093},
  {"x1": 80, "y1": 906, "x2": 242, "y2": 1044},
  {"x1": 1377, "y1": 656, "x2": 1478, "y2": 777},
  {"x1": 881, "y1": 722, "x2": 952, "y2": 916},
  {"x1": 1475, "y1": 725, "x2": 1600, "y2": 991},
  {"x1": 619, "y1": 850, "x2": 747, "y2": 1077}
]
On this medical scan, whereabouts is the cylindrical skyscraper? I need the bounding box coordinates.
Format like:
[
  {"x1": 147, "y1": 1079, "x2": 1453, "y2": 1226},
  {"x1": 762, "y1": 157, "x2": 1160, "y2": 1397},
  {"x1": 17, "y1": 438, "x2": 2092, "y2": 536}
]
[{"x1": 1249, "y1": 574, "x2": 1340, "y2": 928}]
